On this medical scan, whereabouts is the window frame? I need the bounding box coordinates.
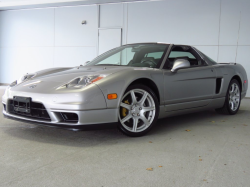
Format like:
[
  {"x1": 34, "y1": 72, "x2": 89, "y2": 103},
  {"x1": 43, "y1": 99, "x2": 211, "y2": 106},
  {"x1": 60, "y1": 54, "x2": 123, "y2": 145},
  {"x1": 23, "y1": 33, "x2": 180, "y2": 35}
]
[{"x1": 162, "y1": 45, "x2": 209, "y2": 70}]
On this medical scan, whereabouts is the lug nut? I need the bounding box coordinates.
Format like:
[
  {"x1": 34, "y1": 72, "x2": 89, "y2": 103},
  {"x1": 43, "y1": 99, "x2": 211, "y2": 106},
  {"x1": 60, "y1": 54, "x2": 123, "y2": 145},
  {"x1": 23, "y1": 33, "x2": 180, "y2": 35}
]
[
  {"x1": 137, "y1": 113, "x2": 140, "y2": 116},
  {"x1": 132, "y1": 113, "x2": 136, "y2": 116},
  {"x1": 139, "y1": 107, "x2": 142, "y2": 110}
]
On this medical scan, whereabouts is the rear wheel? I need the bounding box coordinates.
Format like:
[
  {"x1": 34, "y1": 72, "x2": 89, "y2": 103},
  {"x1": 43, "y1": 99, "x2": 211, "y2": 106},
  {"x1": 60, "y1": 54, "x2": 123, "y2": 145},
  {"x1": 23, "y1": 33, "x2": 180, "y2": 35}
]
[
  {"x1": 118, "y1": 84, "x2": 159, "y2": 137},
  {"x1": 216, "y1": 79, "x2": 241, "y2": 115}
]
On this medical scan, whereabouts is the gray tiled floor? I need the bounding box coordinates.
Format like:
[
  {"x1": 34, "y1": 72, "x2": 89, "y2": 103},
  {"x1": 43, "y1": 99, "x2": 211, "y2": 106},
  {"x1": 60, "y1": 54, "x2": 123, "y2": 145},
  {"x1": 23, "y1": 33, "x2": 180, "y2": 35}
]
[{"x1": 0, "y1": 86, "x2": 250, "y2": 187}]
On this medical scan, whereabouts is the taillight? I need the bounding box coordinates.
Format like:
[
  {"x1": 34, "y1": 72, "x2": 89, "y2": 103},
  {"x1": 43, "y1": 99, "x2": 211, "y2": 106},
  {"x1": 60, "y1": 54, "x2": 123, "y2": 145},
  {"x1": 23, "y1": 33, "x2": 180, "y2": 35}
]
[{"x1": 244, "y1": 80, "x2": 247, "y2": 84}]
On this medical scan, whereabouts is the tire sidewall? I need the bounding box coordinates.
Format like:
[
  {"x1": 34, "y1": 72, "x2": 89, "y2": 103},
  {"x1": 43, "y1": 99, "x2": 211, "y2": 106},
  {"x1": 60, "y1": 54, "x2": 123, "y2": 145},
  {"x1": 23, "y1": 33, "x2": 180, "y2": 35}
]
[{"x1": 118, "y1": 84, "x2": 159, "y2": 137}]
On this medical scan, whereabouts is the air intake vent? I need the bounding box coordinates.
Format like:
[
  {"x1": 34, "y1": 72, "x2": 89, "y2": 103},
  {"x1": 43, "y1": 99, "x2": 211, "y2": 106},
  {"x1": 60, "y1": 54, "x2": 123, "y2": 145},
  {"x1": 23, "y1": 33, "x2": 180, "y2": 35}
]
[
  {"x1": 60, "y1": 112, "x2": 78, "y2": 123},
  {"x1": 216, "y1": 78, "x2": 222, "y2": 94},
  {"x1": 3, "y1": 104, "x2": 6, "y2": 111}
]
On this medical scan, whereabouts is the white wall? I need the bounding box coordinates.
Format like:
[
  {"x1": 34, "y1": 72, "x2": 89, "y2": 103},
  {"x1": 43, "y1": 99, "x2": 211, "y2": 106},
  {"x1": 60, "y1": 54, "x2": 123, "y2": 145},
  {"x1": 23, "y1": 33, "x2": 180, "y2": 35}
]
[
  {"x1": 0, "y1": 5, "x2": 98, "y2": 83},
  {"x1": 0, "y1": 0, "x2": 250, "y2": 96}
]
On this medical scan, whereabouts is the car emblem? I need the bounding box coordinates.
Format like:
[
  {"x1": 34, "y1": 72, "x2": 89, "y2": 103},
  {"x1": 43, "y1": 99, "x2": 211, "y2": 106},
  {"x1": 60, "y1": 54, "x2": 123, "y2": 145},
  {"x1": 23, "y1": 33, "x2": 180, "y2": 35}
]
[{"x1": 29, "y1": 85, "x2": 37, "y2": 89}]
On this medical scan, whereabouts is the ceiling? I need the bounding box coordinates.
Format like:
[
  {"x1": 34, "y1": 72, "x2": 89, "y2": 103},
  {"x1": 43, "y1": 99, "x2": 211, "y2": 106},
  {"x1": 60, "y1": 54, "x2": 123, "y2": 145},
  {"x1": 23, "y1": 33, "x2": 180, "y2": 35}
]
[{"x1": 0, "y1": 0, "x2": 148, "y2": 10}]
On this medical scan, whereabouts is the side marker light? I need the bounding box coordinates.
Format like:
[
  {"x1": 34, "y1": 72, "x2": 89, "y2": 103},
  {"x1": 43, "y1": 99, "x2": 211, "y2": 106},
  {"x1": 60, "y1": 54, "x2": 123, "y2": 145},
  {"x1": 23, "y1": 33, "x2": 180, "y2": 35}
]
[{"x1": 107, "y1": 94, "x2": 117, "y2": 100}]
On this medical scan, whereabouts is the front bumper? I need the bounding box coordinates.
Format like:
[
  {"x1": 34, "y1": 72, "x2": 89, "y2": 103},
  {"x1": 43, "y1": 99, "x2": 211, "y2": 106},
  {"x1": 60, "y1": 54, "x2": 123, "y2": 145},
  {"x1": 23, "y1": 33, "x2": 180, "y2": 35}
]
[
  {"x1": 3, "y1": 109, "x2": 118, "y2": 130},
  {"x1": 2, "y1": 83, "x2": 119, "y2": 127}
]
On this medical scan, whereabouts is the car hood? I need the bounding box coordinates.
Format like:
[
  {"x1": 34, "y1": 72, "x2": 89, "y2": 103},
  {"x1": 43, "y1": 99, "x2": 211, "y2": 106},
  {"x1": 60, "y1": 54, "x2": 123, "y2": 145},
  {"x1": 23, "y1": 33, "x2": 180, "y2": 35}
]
[
  {"x1": 8, "y1": 66, "x2": 155, "y2": 94},
  {"x1": 10, "y1": 66, "x2": 134, "y2": 92},
  {"x1": 31, "y1": 66, "x2": 132, "y2": 83}
]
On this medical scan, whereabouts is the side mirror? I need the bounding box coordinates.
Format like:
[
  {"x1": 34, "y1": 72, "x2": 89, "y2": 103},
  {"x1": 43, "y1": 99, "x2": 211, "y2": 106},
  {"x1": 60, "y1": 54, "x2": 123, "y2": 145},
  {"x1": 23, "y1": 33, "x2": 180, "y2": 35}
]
[{"x1": 171, "y1": 59, "x2": 190, "y2": 72}]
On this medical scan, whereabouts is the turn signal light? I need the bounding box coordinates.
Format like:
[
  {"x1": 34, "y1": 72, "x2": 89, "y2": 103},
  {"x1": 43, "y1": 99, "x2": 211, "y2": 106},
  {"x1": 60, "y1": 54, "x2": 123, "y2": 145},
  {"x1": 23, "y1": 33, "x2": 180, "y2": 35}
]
[
  {"x1": 244, "y1": 80, "x2": 247, "y2": 84},
  {"x1": 91, "y1": 76, "x2": 104, "y2": 83},
  {"x1": 107, "y1": 94, "x2": 117, "y2": 100}
]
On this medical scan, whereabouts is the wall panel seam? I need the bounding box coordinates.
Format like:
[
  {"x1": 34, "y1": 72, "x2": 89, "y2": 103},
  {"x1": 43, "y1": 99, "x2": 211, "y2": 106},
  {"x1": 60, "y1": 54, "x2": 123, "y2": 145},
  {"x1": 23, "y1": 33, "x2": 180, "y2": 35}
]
[
  {"x1": 217, "y1": 0, "x2": 221, "y2": 62},
  {"x1": 53, "y1": 8, "x2": 55, "y2": 68},
  {"x1": 235, "y1": 11, "x2": 241, "y2": 63}
]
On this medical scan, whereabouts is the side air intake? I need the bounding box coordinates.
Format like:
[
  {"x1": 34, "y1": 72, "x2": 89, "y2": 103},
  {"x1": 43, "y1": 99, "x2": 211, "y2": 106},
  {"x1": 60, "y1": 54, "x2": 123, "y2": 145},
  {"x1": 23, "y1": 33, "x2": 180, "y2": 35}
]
[{"x1": 216, "y1": 78, "x2": 222, "y2": 94}]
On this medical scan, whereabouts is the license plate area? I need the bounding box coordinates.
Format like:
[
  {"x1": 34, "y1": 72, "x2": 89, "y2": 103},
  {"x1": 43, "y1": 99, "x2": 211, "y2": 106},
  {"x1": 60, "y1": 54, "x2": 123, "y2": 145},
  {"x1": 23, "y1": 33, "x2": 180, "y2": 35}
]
[{"x1": 13, "y1": 96, "x2": 31, "y2": 113}]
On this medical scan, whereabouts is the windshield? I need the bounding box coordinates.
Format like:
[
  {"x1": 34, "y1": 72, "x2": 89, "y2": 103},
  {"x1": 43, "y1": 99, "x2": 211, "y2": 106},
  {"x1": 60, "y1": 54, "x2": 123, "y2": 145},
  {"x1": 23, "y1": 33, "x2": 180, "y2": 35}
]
[{"x1": 86, "y1": 44, "x2": 168, "y2": 68}]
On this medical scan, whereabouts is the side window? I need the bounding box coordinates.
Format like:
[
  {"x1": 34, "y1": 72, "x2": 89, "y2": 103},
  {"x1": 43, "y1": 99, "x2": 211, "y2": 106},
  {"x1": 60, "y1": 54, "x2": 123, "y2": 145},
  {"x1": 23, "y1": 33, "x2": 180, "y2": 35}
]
[{"x1": 165, "y1": 46, "x2": 206, "y2": 69}]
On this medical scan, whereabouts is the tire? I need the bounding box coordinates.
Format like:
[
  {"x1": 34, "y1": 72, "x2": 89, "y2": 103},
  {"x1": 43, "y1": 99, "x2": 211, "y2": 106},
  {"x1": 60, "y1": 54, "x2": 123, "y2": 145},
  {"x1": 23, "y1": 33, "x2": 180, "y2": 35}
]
[
  {"x1": 118, "y1": 84, "x2": 159, "y2": 137},
  {"x1": 215, "y1": 79, "x2": 241, "y2": 115}
]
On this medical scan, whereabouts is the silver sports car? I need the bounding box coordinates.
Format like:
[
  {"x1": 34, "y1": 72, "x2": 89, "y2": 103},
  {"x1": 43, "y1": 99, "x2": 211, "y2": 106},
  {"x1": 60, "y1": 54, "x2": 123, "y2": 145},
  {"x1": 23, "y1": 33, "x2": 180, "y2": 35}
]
[{"x1": 2, "y1": 43, "x2": 248, "y2": 136}]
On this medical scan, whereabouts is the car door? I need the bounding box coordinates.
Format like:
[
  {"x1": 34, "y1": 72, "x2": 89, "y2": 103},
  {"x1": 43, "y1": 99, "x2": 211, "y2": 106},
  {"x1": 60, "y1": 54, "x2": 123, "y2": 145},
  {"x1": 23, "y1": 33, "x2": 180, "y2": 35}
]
[{"x1": 163, "y1": 45, "x2": 216, "y2": 112}]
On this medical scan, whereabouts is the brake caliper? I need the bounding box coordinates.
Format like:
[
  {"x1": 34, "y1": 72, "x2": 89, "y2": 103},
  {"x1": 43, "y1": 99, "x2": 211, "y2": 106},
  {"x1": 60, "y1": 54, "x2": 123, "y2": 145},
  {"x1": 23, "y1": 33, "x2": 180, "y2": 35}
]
[{"x1": 122, "y1": 100, "x2": 130, "y2": 117}]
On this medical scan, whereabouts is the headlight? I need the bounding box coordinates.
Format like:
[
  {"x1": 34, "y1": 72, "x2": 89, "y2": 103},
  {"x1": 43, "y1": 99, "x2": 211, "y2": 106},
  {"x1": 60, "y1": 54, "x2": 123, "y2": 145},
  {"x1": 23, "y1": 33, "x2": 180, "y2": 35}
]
[
  {"x1": 18, "y1": 73, "x2": 36, "y2": 83},
  {"x1": 10, "y1": 80, "x2": 17, "y2": 87},
  {"x1": 10, "y1": 73, "x2": 36, "y2": 87},
  {"x1": 60, "y1": 74, "x2": 109, "y2": 89}
]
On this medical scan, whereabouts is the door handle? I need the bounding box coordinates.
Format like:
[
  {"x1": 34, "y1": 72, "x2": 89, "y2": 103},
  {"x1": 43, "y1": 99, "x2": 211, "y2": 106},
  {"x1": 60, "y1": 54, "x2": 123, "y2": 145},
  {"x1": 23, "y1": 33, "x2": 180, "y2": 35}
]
[{"x1": 211, "y1": 69, "x2": 214, "y2": 72}]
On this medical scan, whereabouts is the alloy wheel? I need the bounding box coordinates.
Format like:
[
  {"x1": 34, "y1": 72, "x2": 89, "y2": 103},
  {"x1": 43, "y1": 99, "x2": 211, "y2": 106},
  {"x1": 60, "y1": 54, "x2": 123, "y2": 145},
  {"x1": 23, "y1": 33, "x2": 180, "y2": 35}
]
[
  {"x1": 119, "y1": 89, "x2": 156, "y2": 133},
  {"x1": 228, "y1": 83, "x2": 240, "y2": 111}
]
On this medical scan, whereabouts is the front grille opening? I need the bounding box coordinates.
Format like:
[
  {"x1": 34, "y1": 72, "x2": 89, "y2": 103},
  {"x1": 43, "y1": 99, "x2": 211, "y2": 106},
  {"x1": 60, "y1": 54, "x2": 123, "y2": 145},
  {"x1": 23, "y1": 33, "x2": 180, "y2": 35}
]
[
  {"x1": 7, "y1": 99, "x2": 51, "y2": 121},
  {"x1": 3, "y1": 104, "x2": 6, "y2": 111},
  {"x1": 60, "y1": 112, "x2": 78, "y2": 123}
]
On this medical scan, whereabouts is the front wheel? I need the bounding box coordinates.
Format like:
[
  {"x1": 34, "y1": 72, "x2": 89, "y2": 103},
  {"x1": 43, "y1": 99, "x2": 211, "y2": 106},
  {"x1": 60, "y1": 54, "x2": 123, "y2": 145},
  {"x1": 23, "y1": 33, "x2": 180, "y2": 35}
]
[
  {"x1": 118, "y1": 84, "x2": 159, "y2": 137},
  {"x1": 216, "y1": 79, "x2": 241, "y2": 115}
]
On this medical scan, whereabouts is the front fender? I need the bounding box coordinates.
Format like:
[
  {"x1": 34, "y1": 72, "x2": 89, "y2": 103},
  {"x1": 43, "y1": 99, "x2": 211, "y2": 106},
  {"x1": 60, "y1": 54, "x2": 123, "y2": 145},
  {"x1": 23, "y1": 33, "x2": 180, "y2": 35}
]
[{"x1": 95, "y1": 68, "x2": 164, "y2": 109}]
